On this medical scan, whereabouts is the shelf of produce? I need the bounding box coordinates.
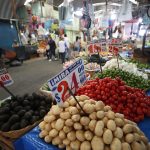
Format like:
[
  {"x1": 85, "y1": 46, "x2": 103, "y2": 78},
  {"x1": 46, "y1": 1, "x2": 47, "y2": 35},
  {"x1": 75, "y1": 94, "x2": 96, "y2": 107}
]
[{"x1": 13, "y1": 117, "x2": 150, "y2": 150}]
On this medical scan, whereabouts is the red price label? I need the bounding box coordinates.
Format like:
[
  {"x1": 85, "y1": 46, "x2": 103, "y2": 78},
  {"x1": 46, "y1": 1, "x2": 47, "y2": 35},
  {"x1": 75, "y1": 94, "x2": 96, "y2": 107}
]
[{"x1": 0, "y1": 72, "x2": 14, "y2": 86}]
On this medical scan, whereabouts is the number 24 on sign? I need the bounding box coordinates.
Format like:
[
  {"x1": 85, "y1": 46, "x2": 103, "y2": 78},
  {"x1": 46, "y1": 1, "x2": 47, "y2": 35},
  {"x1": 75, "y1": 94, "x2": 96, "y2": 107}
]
[{"x1": 57, "y1": 72, "x2": 79, "y2": 102}]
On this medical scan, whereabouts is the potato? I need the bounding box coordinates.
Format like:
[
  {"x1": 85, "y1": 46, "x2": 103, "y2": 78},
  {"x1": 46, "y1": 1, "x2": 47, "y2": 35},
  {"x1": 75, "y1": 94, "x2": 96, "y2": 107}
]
[
  {"x1": 103, "y1": 105, "x2": 112, "y2": 112},
  {"x1": 84, "y1": 130, "x2": 93, "y2": 141},
  {"x1": 89, "y1": 120, "x2": 97, "y2": 131},
  {"x1": 49, "y1": 129, "x2": 58, "y2": 137},
  {"x1": 52, "y1": 136, "x2": 61, "y2": 145},
  {"x1": 76, "y1": 130, "x2": 85, "y2": 142},
  {"x1": 70, "y1": 140, "x2": 81, "y2": 150},
  {"x1": 110, "y1": 138, "x2": 122, "y2": 150},
  {"x1": 125, "y1": 133, "x2": 135, "y2": 143},
  {"x1": 63, "y1": 138, "x2": 70, "y2": 145},
  {"x1": 67, "y1": 131, "x2": 76, "y2": 141},
  {"x1": 59, "y1": 130, "x2": 66, "y2": 139},
  {"x1": 104, "y1": 146, "x2": 110, "y2": 150},
  {"x1": 103, "y1": 129, "x2": 113, "y2": 144},
  {"x1": 95, "y1": 101, "x2": 105, "y2": 111},
  {"x1": 91, "y1": 136, "x2": 104, "y2": 150},
  {"x1": 69, "y1": 107, "x2": 79, "y2": 115},
  {"x1": 69, "y1": 98, "x2": 76, "y2": 106},
  {"x1": 80, "y1": 116, "x2": 90, "y2": 126},
  {"x1": 55, "y1": 118, "x2": 65, "y2": 131},
  {"x1": 58, "y1": 144, "x2": 65, "y2": 149},
  {"x1": 76, "y1": 102, "x2": 84, "y2": 110},
  {"x1": 124, "y1": 119, "x2": 136, "y2": 126},
  {"x1": 90, "y1": 99, "x2": 96, "y2": 104},
  {"x1": 39, "y1": 121, "x2": 46, "y2": 130},
  {"x1": 95, "y1": 121, "x2": 104, "y2": 137},
  {"x1": 114, "y1": 127, "x2": 123, "y2": 139},
  {"x1": 80, "y1": 141, "x2": 91, "y2": 150},
  {"x1": 51, "y1": 120, "x2": 56, "y2": 128},
  {"x1": 114, "y1": 118, "x2": 124, "y2": 127},
  {"x1": 60, "y1": 112, "x2": 71, "y2": 120},
  {"x1": 106, "y1": 111, "x2": 115, "y2": 119},
  {"x1": 63, "y1": 126, "x2": 72, "y2": 133},
  {"x1": 44, "y1": 135, "x2": 52, "y2": 143},
  {"x1": 131, "y1": 141, "x2": 142, "y2": 150},
  {"x1": 66, "y1": 146, "x2": 71, "y2": 150},
  {"x1": 102, "y1": 117, "x2": 109, "y2": 126},
  {"x1": 63, "y1": 101, "x2": 69, "y2": 108},
  {"x1": 133, "y1": 133, "x2": 141, "y2": 142},
  {"x1": 44, "y1": 115, "x2": 56, "y2": 123},
  {"x1": 52, "y1": 105, "x2": 63, "y2": 115},
  {"x1": 74, "y1": 123, "x2": 82, "y2": 130},
  {"x1": 115, "y1": 113, "x2": 124, "y2": 119},
  {"x1": 83, "y1": 103, "x2": 95, "y2": 114},
  {"x1": 122, "y1": 142, "x2": 131, "y2": 150},
  {"x1": 107, "y1": 120, "x2": 116, "y2": 131},
  {"x1": 39, "y1": 130, "x2": 49, "y2": 138},
  {"x1": 65, "y1": 119, "x2": 74, "y2": 127},
  {"x1": 89, "y1": 112, "x2": 97, "y2": 120},
  {"x1": 140, "y1": 136, "x2": 149, "y2": 144},
  {"x1": 79, "y1": 95, "x2": 90, "y2": 101},
  {"x1": 72, "y1": 114, "x2": 80, "y2": 122},
  {"x1": 44, "y1": 123, "x2": 51, "y2": 131},
  {"x1": 140, "y1": 141, "x2": 147, "y2": 150},
  {"x1": 97, "y1": 111, "x2": 105, "y2": 119},
  {"x1": 123, "y1": 124, "x2": 133, "y2": 134}
]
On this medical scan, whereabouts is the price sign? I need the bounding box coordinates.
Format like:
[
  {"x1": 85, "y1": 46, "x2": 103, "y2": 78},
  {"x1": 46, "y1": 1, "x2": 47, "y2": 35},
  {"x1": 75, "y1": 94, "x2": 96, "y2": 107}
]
[
  {"x1": 88, "y1": 43, "x2": 102, "y2": 55},
  {"x1": 48, "y1": 59, "x2": 86, "y2": 106},
  {"x1": 0, "y1": 68, "x2": 14, "y2": 86},
  {"x1": 109, "y1": 46, "x2": 119, "y2": 55}
]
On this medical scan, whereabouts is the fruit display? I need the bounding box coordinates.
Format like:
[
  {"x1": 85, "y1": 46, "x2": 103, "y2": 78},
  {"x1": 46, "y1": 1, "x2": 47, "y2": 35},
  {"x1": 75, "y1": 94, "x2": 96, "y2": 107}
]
[
  {"x1": 39, "y1": 95, "x2": 150, "y2": 150},
  {"x1": 95, "y1": 68, "x2": 150, "y2": 90},
  {"x1": 102, "y1": 59, "x2": 148, "y2": 79},
  {"x1": 0, "y1": 93, "x2": 53, "y2": 132},
  {"x1": 77, "y1": 78, "x2": 150, "y2": 122}
]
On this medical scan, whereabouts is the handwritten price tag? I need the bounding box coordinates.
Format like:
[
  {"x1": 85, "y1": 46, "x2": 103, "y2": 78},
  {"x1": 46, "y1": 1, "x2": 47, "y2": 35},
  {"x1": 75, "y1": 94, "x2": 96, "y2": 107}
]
[
  {"x1": 48, "y1": 59, "x2": 86, "y2": 106},
  {"x1": 0, "y1": 68, "x2": 14, "y2": 86}
]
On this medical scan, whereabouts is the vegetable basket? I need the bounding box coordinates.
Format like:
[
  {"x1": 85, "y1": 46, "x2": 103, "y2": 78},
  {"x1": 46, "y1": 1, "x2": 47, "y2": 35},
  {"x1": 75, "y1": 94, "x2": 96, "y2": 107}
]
[{"x1": 85, "y1": 69, "x2": 100, "y2": 78}]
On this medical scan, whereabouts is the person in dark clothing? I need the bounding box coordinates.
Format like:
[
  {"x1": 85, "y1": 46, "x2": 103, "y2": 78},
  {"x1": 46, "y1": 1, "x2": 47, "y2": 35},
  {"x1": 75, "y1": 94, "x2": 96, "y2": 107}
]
[{"x1": 48, "y1": 36, "x2": 57, "y2": 61}]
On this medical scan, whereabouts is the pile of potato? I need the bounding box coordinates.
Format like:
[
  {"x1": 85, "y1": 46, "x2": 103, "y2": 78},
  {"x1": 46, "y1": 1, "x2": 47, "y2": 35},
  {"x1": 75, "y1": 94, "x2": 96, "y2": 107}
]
[{"x1": 39, "y1": 95, "x2": 150, "y2": 150}]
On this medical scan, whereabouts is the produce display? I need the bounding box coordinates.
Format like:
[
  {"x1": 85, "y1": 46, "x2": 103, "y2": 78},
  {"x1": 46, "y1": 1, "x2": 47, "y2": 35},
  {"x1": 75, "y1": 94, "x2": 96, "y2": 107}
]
[
  {"x1": 128, "y1": 59, "x2": 150, "y2": 70},
  {"x1": 77, "y1": 78, "x2": 150, "y2": 122},
  {"x1": 41, "y1": 83, "x2": 51, "y2": 91},
  {"x1": 96, "y1": 68, "x2": 150, "y2": 90},
  {"x1": 103, "y1": 59, "x2": 148, "y2": 79},
  {"x1": 39, "y1": 95, "x2": 150, "y2": 150},
  {"x1": 0, "y1": 93, "x2": 53, "y2": 132},
  {"x1": 85, "y1": 63, "x2": 100, "y2": 71}
]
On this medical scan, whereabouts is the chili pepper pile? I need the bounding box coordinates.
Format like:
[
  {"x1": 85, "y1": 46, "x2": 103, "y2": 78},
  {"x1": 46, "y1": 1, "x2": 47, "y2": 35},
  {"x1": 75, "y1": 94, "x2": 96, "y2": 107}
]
[{"x1": 76, "y1": 77, "x2": 150, "y2": 122}]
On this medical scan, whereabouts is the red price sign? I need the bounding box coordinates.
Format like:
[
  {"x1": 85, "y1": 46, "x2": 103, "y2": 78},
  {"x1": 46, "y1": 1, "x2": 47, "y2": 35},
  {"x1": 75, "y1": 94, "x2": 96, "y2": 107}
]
[
  {"x1": 0, "y1": 68, "x2": 14, "y2": 86},
  {"x1": 88, "y1": 43, "x2": 102, "y2": 54},
  {"x1": 48, "y1": 59, "x2": 86, "y2": 106},
  {"x1": 109, "y1": 46, "x2": 119, "y2": 55}
]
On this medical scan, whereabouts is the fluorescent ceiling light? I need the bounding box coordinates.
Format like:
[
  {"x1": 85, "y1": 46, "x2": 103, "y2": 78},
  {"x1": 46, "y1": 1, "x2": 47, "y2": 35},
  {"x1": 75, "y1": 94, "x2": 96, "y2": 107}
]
[
  {"x1": 94, "y1": 10, "x2": 103, "y2": 14},
  {"x1": 93, "y1": 3, "x2": 105, "y2": 6},
  {"x1": 128, "y1": 0, "x2": 139, "y2": 5},
  {"x1": 110, "y1": 3, "x2": 121, "y2": 7},
  {"x1": 93, "y1": 2, "x2": 121, "y2": 7}
]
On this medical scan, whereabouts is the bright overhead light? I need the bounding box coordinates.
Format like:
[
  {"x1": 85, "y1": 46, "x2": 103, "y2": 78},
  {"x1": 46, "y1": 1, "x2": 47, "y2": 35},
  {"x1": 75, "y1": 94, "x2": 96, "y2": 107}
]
[
  {"x1": 24, "y1": 0, "x2": 32, "y2": 5},
  {"x1": 128, "y1": 0, "x2": 139, "y2": 5},
  {"x1": 110, "y1": 3, "x2": 121, "y2": 7},
  {"x1": 93, "y1": 2, "x2": 121, "y2": 7},
  {"x1": 93, "y1": 3, "x2": 105, "y2": 6},
  {"x1": 94, "y1": 10, "x2": 103, "y2": 14}
]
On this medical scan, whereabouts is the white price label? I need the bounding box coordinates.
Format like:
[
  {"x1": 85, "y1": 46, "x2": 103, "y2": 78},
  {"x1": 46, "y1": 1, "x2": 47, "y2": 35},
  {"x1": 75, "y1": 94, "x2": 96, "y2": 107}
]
[
  {"x1": 48, "y1": 59, "x2": 86, "y2": 105},
  {"x1": 0, "y1": 68, "x2": 14, "y2": 86}
]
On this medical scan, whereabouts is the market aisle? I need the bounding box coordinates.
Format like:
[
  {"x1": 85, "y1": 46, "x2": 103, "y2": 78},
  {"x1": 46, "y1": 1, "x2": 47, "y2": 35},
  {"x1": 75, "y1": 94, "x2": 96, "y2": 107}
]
[{"x1": 0, "y1": 58, "x2": 63, "y2": 100}]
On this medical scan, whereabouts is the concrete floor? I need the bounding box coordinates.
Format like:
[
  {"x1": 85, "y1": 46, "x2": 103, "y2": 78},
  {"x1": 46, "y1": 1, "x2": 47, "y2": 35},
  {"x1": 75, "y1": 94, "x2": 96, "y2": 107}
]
[{"x1": 0, "y1": 58, "x2": 63, "y2": 100}]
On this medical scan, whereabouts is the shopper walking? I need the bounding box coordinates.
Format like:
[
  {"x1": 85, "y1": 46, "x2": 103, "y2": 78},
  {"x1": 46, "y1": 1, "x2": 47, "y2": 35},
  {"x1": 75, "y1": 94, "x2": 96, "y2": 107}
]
[
  {"x1": 48, "y1": 36, "x2": 57, "y2": 61},
  {"x1": 58, "y1": 37, "x2": 66, "y2": 64},
  {"x1": 64, "y1": 34, "x2": 70, "y2": 60},
  {"x1": 73, "y1": 36, "x2": 81, "y2": 58}
]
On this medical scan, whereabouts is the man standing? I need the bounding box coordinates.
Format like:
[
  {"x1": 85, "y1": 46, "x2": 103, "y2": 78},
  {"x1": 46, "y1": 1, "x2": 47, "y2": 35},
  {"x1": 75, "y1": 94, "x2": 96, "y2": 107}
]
[{"x1": 48, "y1": 36, "x2": 57, "y2": 61}]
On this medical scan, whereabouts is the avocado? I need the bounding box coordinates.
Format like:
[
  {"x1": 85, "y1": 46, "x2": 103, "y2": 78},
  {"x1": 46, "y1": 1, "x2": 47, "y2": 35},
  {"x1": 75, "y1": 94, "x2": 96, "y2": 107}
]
[
  {"x1": 1, "y1": 122, "x2": 10, "y2": 132},
  {"x1": 10, "y1": 123, "x2": 20, "y2": 130},
  {"x1": 34, "y1": 111, "x2": 39, "y2": 116},
  {"x1": 25, "y1": 106, "x2": 31, "y2": 111},
  {"x1": 18, "y1": 110, "x2": 26, "y2": 117},
  {"x1": 40, "y1": 109, "x2": 46, "y2": 117},
  {"x1": 0, "y1": 115, "x2": 9, "y2": 122},
  {"x1": 30, "y1": 116, "x2": 39, "y2": 124},
  {"x1": 24, "y1": 112, "x2": 32, "y2": 120},
  {"x1": 14, "y1": 106, "x2": 23, "y2": 112},
  {"x1": 23, "y1": 100, "x2": 30, "y2": 106},
  {"x1": 11, "y1": 101, "x2": 18, "y2": 108},
  {"x1": 20, "y1": 119, "x2": 29, "y2": 128},
  {"x1": 8, "y1": 115, "x2": 20, "y2": 124},
  {"x1": 40, "y1": 101, "x2": 46, "y2": 106}
]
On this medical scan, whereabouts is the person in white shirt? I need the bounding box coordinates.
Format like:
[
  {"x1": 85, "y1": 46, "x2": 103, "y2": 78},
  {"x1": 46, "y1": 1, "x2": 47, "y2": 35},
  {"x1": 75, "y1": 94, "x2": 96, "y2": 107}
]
[
  {"x1": 58, "y1": 37, "x2": 66, "y2": 64},
  {"x1": 64, "y1": 34, "x2": 70, "y2": 60}
]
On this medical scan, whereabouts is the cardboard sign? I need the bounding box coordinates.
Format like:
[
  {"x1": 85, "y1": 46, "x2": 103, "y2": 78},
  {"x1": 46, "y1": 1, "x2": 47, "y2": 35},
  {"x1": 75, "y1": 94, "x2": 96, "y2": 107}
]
[
  {"x1": 48, "y1": 59, "x2": 86, "y2": 105},
  {"x1": 0, "y1": 68, "x2": 14, "y2": 86}
]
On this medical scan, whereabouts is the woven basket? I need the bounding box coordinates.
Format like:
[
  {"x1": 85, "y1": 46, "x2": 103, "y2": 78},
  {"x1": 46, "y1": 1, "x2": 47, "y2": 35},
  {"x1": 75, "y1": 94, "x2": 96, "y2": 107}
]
[{"x1": 0, "y1": 120, "x2": 41, "y2": 139}]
